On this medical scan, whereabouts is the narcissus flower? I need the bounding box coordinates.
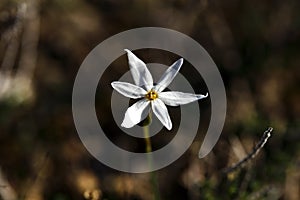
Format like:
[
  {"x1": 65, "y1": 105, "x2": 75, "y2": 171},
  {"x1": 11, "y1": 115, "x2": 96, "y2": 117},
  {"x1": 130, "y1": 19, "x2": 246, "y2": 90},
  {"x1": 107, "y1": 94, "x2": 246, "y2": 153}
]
[{"x1": 111, "y1": 49, "x2": 208, "y2": 130}]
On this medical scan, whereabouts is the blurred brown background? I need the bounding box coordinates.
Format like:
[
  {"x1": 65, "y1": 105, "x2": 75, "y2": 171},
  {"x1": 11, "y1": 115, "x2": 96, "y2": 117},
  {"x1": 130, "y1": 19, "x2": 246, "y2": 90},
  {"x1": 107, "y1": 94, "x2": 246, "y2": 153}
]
[{"x1": 0, "y1": 0, "x2": 299, "y2": 199}]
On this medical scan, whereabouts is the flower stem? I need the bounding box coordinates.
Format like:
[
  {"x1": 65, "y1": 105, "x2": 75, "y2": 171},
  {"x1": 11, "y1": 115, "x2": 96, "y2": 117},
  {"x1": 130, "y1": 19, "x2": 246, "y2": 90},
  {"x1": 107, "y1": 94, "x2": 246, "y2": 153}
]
[{"x1": 143, "y1": 124, "x2": 160, "y2": 200}]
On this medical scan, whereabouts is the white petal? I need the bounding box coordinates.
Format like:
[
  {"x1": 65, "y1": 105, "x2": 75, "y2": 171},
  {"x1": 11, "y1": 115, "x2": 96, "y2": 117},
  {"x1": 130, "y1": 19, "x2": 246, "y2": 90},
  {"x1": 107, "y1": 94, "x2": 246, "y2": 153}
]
[
  {"x1": 111, "y1": 81, "x2": 147, "y2": 99},
  {"x1": 153, "y1": 58, "x2": 183, "y2": 92},
  {"x1": 159, "y1": 91, "x2": 208, "y2": 106},
  {"x1": 151, "y1": 99, "x2": 172, "y2": 130},
  {"x1": 124, "y1": 49, "x2": 153, "y2": 90},
  {"x1": 121, "y1": 99, "x2": 150, "y2": 128}
]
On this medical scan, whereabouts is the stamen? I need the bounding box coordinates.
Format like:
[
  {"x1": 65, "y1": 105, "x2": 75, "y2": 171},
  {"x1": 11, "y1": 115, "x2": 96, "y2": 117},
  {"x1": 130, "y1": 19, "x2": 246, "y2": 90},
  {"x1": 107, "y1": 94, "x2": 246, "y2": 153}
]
[{"x1": 145, "y1": 90, "x2": 158, "y2": 101}]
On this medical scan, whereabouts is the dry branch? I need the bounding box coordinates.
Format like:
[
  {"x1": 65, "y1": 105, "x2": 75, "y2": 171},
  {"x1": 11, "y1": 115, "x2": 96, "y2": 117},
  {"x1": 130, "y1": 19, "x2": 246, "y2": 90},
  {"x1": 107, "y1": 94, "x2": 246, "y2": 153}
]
[{"x1": 223, "y1": 127, "x2": 273, "y2": 174}]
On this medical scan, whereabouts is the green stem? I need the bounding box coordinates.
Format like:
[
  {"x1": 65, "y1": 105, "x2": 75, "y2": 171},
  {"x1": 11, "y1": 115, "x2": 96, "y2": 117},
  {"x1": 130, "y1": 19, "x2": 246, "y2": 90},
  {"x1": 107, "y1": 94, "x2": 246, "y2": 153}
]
[{"x1": 143, "y1": 124, "x2": 160, "y2": 200}]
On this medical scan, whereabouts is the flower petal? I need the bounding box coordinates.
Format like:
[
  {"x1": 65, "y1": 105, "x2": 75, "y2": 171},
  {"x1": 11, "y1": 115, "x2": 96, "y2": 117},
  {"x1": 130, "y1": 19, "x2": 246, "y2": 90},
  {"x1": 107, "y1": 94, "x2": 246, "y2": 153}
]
[
  {"x1": 159, "y1": 91, "x2": 208, "y2": 106},
  {"x1": 111, "y1": 81, "x2": 147, "y2": 99},
  {"x1": 153, "y1": 58, "x2": 183, "y2": 92},
  {"x1": 125, "y1": 49, "x2": 153, "y2": 90},
  {"x1": 152, "y1": 99, "x2": 172, "y2": 130},
  {"x1": 121, "y1": 99, "x2": 150, "y2": 128}
]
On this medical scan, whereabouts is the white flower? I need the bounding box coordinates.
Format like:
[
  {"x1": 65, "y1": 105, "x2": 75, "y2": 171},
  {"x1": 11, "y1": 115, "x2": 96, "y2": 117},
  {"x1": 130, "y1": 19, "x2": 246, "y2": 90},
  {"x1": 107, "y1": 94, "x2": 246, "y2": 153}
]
[{"x1": 111, "y1": 49, "x2": 208, "y2": 130}]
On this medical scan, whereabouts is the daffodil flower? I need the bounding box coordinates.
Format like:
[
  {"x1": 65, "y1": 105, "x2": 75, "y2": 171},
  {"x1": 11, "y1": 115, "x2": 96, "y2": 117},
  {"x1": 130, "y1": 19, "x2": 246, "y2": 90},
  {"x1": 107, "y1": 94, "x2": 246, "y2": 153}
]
[{"x1": 111, "y1": 49, "x2": 208, "y2": 130}]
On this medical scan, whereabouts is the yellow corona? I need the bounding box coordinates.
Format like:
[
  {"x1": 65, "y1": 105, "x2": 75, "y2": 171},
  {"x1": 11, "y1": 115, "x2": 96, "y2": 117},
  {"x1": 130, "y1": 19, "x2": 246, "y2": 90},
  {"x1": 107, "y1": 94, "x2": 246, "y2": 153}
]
[{"x1": 145, "y1": 90, "x2": 158, "y2": 101}]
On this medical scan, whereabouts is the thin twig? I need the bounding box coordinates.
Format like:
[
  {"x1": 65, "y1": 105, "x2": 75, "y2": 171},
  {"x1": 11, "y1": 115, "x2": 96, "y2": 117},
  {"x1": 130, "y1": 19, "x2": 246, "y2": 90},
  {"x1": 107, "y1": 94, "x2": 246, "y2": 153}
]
[
  {"x1": 17, "y1": 0, "x2": 40, "y2": 78},
  {"x1": 223, "y1": 127, "x2": 273, "y2": 174},
  {"x1": 0, "y1": 3, "x2": 25, "y2": 96},
  {"x1": 0, "y1": 0, "x2": 40, "y2": 101}
]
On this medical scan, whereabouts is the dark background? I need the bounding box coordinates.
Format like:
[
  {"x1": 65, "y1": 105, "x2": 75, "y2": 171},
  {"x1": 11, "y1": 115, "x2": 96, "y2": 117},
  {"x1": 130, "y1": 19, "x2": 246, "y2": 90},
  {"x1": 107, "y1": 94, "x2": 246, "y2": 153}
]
[{"x1": 0, "y1": 0, "x2": 299, "y2": 199}]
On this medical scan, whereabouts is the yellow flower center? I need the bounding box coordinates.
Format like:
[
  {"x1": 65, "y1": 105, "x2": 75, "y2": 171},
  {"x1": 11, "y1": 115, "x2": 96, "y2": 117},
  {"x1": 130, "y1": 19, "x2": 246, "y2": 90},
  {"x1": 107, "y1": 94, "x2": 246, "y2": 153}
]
[{"x1": 145, "y1": 90, "x2": 158, "y2": 101}]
